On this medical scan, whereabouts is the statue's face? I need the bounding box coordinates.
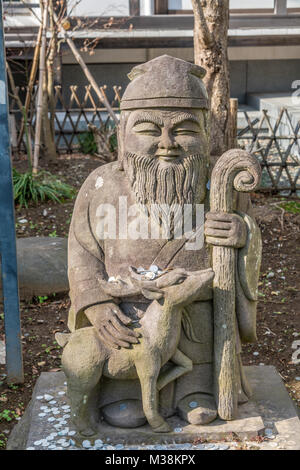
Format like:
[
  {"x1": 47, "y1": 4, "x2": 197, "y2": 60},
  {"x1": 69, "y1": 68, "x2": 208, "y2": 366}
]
[
  {"x1": 123, "y1": 109, "x2": 208, "y2": 164},
  {"x1": 120, "y1": 107, "x2": 209, "y2": 218}
]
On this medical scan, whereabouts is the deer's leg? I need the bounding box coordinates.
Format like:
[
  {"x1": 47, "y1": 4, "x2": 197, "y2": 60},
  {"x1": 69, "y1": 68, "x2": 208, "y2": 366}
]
[
  {"x1": 135, "y1": 356, "x2": 171, "y2": 433},
  {"x1": 62, "y1": 327, "x2": 104, "y2": 436},
  {"x1": 157, "y1": 349, "x2": 193, "y2": 391}
]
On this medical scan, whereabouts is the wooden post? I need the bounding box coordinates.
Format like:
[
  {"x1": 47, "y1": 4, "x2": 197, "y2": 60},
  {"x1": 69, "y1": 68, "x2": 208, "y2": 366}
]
[
  {"x1": 17, "y1": 23, "x2": 42, "y2": 149},
  {"x1": 155, "y1": 0, "x2": 168, "y2": 14},
  {"x1": 274, "y1": 0, "x2": 287, "y2": 15},
  {"x1": 229, "y1": 98, "x2": 238, "y2": 149},
  {"x1": 210, "y1": 149, "x2": 261, "y2": 420},
  {"x1": 33, "y1": 0, "x2": 48, "y2": 173}
]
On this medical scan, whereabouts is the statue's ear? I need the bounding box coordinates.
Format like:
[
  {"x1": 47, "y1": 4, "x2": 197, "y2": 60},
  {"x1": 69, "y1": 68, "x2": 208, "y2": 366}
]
[
  {"x1": 190, "y1": 63, "x2": 206, "y2": 80},
  {"x1": 127, "y1": 65, "x2": 145, "y2": 82}
]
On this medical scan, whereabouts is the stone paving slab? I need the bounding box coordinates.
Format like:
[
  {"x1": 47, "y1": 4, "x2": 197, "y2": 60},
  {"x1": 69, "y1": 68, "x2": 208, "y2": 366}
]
[{"x1": 7, "y1": 366, "x2": 300, "y2": 450}]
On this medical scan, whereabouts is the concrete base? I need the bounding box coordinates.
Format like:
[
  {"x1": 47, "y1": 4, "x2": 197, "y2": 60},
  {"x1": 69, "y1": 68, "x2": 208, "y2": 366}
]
[{"x1": 7, "y1": 366, "x2": 300, "y2": 450}]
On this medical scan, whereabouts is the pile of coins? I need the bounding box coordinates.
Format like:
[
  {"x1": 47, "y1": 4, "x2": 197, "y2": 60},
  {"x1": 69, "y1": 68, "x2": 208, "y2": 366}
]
[
  {"x1": 108, "y1": 265, "x2": 167, "y2": 283},
  {"x1": 135, "y1": 265, "x2": 164, "y2": 280}
]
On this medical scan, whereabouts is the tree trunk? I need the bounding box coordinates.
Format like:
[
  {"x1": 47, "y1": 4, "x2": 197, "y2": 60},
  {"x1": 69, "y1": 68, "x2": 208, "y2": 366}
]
[
  {"x1": 192, "y1": 0, "x2": 230, "y2": 157},
  {"x1": 17, "y1": 23, "x2": 42, "y2": 148},
  {"x1": 41, "y1": 68, "x2": 57, "y2": 161},
  {"x1": 47, "y1": 0, "x2": 56, "y2": 139},
  {"x1": 33, "y1": 0, "x2": 48, "y2": 173},
  {"x1": 40, "y1": 0, "x2": 57, "y2": 163}
]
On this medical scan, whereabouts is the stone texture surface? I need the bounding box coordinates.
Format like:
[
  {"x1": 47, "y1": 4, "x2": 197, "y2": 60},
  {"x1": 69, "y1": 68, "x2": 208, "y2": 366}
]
[
  {"x1": 0, "y1": 237, "x2": 68, "y2": 299},
  {"x1": 7, "y1": 366, "x2": 300, "y2": 450},
  {"x1": 120, "y1": 55, "x2": 208, "y2": 110},
  {"x1": 64, "y1": 55, "x2": 262, "y2": 435}
]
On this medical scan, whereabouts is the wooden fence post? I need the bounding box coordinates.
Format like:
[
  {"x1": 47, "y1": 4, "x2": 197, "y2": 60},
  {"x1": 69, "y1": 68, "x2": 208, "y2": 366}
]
[
  {"x1": 229, "y1": 98, "x2": 238, "y2": 149},
  {"x1": 274, "y1": 0, "x2": 287, "y2": 15}
]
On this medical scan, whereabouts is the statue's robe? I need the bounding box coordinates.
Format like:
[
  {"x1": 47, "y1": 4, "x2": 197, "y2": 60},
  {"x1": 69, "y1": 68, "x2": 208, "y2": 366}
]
[{"x1": 67, "y1": 161, "x2": 262, "y2": 411}]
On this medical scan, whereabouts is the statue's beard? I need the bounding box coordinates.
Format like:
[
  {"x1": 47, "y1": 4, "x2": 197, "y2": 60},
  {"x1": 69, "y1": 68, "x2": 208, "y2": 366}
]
[{"x1": 123, "y1": 152, "x2": 207, "y2": 236}]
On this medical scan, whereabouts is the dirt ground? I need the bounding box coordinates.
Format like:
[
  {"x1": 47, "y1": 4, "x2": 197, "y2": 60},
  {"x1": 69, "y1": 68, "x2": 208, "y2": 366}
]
[{"x1": 0, "y1": 153, "x2": 299, "y2": 449}]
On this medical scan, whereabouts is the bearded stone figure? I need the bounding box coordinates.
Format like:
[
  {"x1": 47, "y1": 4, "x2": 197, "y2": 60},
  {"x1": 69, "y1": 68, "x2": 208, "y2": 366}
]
[{"x1": 61, "y1": 55, "x2": 262, "y2": 437}]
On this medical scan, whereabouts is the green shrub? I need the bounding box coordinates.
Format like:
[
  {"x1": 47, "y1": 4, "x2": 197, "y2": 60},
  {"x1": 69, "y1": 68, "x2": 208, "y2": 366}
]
[
  {"x1": 279, "y1": 201, "x2": 300, "y2": 214},
  {"x1": 13, "y1": 169, "x2": 76, "y2": 208},
  {"x1": 78, "y1": 131, "x2": 97, "y2": 155},
  {"x1": 109, "y1": 132, "x2": 118, "y2": 154}
]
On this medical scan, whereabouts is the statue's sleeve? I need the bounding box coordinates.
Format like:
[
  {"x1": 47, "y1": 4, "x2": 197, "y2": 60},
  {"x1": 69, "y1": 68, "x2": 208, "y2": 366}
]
[
  {"x1": 67, "y1": 174, "x2": 115, "y2": 332},
  {"x1": 235, "y1": 194, "x2": 262, "y2": 343}
]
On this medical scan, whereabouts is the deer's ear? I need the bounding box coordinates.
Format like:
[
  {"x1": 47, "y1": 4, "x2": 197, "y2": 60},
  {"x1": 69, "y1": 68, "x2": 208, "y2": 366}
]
[{"x1": 141, "y1": 288, "x2": 163, "y2": 301}]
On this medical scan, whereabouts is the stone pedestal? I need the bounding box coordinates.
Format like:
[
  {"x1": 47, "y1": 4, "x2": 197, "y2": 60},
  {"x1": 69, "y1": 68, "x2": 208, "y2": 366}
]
[{"x1": 7, "y1": 366, "x2": 300, "y2": 450}]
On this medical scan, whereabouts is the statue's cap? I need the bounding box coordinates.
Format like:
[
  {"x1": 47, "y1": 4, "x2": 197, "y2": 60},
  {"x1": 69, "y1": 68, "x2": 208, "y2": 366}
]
[{"x1": 120, "y1": 55, "x2": 208, "y2": 110}]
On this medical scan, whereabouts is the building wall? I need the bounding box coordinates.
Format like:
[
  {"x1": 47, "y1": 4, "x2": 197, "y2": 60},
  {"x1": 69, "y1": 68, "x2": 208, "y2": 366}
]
[
  {"x1": 67, "y1": 0, "x2": 129, "y2": 17},
  {"x1": 61, "y1": 51, "x2": 300, "y2": 105},
  {"x1": 168, "y1": 0, "x2": 299, "y2": 9},
  {"x1": 230, "y1": 59, "x2": 300, "y2": 103},
  {"x1": 65, "y1": 0, "x2": 299, "y2": 15}
]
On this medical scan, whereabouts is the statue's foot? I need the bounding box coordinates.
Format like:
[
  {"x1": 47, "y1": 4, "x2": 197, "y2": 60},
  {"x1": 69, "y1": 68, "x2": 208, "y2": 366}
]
[
  {"x1": 71, "y1": 408, "x2": 99, "y2": 437},
  {"x1": 238, "y1": 388, "x2": 249, "y2": 404},
  {"x1": 77, "y1": 424, "x2": 98, "y2": 437},
  {"x1": 177, "y1": 393, "x2": 217, "y2": 425},
  {"x1": 70, "y1": 411, "x2": 98, "y2": 437},
  {"x1": 151, "y1": 418, "x2": 171, "y2": 433},
  {"x1": 67, "y1": 386, "x2": 99, "y2": 436}
]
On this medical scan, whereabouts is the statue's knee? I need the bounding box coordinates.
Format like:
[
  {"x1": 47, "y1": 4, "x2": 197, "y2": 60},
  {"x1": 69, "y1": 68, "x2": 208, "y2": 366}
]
[{"x1": 62, "y1": 327, "x2": 103, "y2": 381}]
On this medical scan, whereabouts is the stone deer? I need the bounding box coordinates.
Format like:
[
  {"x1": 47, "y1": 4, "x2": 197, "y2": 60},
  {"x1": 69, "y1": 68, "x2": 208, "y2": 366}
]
[{"x1": 61, "y1": 268, "x2": 214, "y2": 434}]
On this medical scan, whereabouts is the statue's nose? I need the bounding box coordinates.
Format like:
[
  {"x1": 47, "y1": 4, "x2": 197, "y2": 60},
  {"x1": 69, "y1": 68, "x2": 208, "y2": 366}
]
[{"x1": 158, "y1": 129, "x2": 178, "y2": 151}]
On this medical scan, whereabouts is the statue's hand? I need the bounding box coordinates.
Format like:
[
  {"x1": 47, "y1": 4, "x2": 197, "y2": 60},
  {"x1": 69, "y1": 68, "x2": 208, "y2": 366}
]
[
  {"x1": 205, "y1": 212, "x2": 247, "y2": 249},
  {"x1": 85, "y1": 302, "x2": 141, "y2": 349}
]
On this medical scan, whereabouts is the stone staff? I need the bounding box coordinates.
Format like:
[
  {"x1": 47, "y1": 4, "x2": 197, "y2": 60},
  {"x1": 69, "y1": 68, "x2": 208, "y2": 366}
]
[{"x1": 209, "y1": 149, "x2": 261, "y2": 420}]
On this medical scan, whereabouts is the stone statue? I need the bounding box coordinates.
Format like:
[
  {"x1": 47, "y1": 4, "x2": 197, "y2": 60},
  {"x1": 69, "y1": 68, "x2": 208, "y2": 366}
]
[{"x1": 59, "y1": 55, "x2": 262, "y2": 437}]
